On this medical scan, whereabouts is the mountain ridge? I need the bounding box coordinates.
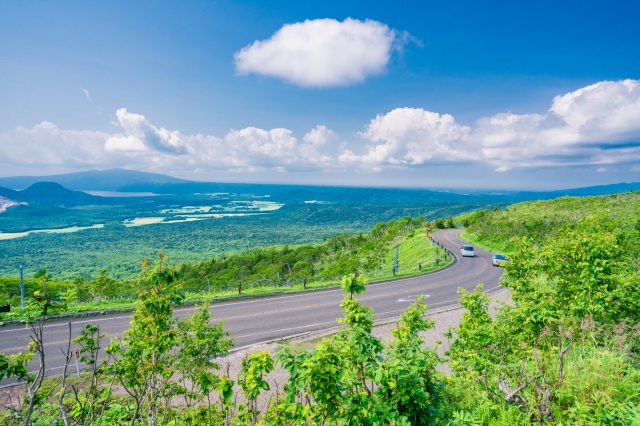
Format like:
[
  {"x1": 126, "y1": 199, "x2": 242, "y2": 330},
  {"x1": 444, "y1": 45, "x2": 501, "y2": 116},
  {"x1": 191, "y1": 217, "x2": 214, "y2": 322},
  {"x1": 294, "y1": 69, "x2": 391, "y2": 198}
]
[
  {"x1": 0, "y1": 168, "x2": 190, "y2": 191},
  {"x1": 0, "y1": 168, "x2": 638, "y2": 202},
  {"x1": 0, "y1": 181, "x2": 114, "y2": 209}
]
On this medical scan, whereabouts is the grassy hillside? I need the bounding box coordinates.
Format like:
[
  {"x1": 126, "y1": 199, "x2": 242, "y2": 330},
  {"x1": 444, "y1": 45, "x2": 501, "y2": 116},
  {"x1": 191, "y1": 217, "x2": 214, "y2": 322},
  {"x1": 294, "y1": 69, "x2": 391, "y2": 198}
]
[{"x1": 459, "y1": 191, "x2": 640, "y2": 253}]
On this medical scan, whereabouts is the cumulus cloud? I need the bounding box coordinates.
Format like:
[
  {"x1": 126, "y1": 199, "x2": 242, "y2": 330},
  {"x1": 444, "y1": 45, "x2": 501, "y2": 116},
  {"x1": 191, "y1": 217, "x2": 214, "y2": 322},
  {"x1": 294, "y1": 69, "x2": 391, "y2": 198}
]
[
  {"x1": 332, "y1": 80, "x2": 640, "y2": 172},
  {"x1": 189, "y1": 126, "x2": 337, "y2": 172},
  {"x1": 234, "y1": 18, "x2": 402, "y2": 87},
  {"x1": 303, "y1": 125, "x2": 338, "y2": 146},
  {"x1": 341, "y1": 108, "x2": 474, "y2": 169},
  {"x1": 106, "y1": 108, "x2": 187, "y2": 154},
  {"x1": 0, "y1": 110, "x2": 347, "y2": 176},
  {"x1": 477, "y1": 79, "x2": 640, "y2": 170},
  {"x1": 2, "y1": 79, "x2": 640, "y2": 179},
  {"x1": 0, "y1": 121, "x2": 109, "y2": 169}
]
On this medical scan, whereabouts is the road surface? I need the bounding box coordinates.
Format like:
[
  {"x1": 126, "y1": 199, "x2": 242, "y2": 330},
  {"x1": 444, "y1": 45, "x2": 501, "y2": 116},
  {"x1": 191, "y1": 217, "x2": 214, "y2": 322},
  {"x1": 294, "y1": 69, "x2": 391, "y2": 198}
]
[{"x1": 0, "y1": 229, "x2": 503, "y2": 383}]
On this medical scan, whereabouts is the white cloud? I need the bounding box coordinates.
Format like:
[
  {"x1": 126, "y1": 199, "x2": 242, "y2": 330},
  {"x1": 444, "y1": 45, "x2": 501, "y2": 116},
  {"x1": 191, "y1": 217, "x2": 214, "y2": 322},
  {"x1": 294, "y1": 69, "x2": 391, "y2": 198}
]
[
  {"x1": 0, "y1": 109, "x2": 348, "y2": 176},
  {"x1": 105, "y1": 108, "x2": 187, "y2": 154},
  {"x1": 550, "y1": 79, "x2": 640, "y2": 142},
  {"x1": 2, "y1": 79, "x2": 640, "y2": 180},
  {"x1": 83, "y1": 88, "x2": 91, "y2": 101},
  {"x1": 210, "y1": 126, "x2": 337, "y2": 171},
  {"x1": 477, "y1": 79, "x2": 640, "y2": 170},
  {"x1": 0, "y1": 121, "x2": 109, "y2": 169},
  {"x1": 303, "y1": 125, "x2": 338, "y2": 146},
  {"x1": 339, "y1": 108, "x2": 474, "y2": 169},
  {"x1": 234, "y1": 18, "x2": 402, "y2": 87},
  {"x1": 337, "y1": 80, "x2": 640, "y2": 172}
]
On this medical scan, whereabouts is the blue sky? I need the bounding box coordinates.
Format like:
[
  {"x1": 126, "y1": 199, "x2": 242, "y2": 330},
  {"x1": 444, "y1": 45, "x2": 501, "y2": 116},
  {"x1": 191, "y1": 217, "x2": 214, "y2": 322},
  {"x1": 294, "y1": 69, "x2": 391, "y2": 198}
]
[{"x1": 1, "y1": 0, "x2": 639, "y2": 190}]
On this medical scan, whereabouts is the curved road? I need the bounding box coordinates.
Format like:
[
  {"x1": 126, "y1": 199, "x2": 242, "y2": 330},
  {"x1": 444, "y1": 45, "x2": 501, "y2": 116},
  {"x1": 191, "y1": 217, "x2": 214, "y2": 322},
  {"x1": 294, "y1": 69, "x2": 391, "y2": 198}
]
[{"x1": 0, "y1": 229, "x2": 503, "y2": 382}]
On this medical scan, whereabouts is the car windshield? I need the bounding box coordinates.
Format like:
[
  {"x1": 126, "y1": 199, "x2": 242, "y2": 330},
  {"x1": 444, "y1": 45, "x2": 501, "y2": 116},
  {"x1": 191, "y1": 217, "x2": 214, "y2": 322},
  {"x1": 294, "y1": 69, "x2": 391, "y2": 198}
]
[
  {"x1": 494, "y1": 254, "x2": 505, "y2": 260},
  {"x1": 463, "y1": 246, "x2": 473, "y2": 251}
]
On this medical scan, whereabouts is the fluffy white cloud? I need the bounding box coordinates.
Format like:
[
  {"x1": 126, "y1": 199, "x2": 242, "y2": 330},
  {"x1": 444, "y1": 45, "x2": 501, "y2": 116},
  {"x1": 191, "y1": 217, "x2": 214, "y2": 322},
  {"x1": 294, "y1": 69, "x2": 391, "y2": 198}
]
[
  {"x1": 0, "y1": 111, "x2": 346, "y2": 176},
  {"x1": 550, "y1": 79, "x2": 640, "y2": 142},
  {"x1": 477, "y1": 79, "x2": 640, "y2": 170},
  {"x1": 2, "y1": 79, "x2": 639, "y2": 180},
  {"x1": 234, "y1": 18, "x2": 400, "y2": 87},
  {"x1": 335, "y1": 80, "x2": 640, "y2": 172},
  {"x1": 106, "y1": 108, "x2": 187, "y2": 154},
  {"x1": 303, "y1": 125, "x2": 338, "y2": 146},
  {"x1": 339, "y1": 108, "x2": 474, "y2": 169},
  {"x1": 0, "y1": 121, "x2": 109, "y2": 169},
  {"x1": 201, "y1": 126, "x2": 336, "y2": 171}
]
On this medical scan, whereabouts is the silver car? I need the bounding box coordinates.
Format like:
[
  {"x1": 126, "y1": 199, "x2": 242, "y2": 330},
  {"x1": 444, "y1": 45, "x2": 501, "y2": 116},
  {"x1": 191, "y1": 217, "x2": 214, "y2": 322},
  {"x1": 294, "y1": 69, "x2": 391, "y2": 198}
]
[{"x1": 461, "y1": 245, "x2": 474, "y2": 257}]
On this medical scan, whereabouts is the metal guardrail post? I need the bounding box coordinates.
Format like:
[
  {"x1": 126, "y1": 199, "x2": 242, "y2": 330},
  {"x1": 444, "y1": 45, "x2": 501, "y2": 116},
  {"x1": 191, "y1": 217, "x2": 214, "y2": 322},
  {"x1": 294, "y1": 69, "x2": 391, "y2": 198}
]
[
  {"x1": 394, "y1": 245, "x2": 399, "y2": 273},
  {"x1": 20, "y1": 265, "x2": 25, "y2": 309}
]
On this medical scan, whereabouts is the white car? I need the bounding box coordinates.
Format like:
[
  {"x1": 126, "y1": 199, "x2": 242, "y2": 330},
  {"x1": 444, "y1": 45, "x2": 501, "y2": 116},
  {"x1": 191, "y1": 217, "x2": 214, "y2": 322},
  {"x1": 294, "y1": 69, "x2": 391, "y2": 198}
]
[
  {"x1": 493, "y1": 253, "x2": 507, "y2": 266},
  {"x1": 461, "y1": 245, "x2": 474, "y2": 257}
]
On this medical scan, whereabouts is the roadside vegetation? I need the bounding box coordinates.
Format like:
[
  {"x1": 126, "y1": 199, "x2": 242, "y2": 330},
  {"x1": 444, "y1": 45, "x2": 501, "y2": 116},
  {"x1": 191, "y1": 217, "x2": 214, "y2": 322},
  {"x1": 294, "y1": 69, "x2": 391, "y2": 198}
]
[
  {"x1": 1, "y1": 191, "x2": 639, "y2": 424},
  {"x1": 447, "y1": 191, "x2": 640, "y2": 423}
]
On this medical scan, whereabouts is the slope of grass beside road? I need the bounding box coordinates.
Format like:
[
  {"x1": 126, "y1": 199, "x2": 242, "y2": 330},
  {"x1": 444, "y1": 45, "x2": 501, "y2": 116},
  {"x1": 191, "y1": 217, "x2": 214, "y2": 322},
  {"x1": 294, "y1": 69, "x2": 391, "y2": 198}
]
[
  {"x1": 458, "y1": 191, "x2": 640, "y2": 253},
  {"x1": 377, "y1": 231, "x2": 452, "y2": 279}
]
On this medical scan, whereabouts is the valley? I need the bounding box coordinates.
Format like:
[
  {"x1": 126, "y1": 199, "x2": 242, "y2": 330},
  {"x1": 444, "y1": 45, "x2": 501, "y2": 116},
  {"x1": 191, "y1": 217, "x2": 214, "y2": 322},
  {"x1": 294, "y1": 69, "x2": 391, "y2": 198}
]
[{"x1": 2, "y1": 169, "x2": 638, "y2": 282}]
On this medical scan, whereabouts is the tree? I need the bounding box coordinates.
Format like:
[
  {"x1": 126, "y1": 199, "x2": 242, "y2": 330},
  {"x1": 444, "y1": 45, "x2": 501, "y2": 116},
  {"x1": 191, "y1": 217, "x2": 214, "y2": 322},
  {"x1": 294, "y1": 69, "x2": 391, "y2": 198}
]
[
  {"x1": 273, "y1": 274, "x2": 445, "y2": 425},
  {"x1": 106, "y1": 254, "x2": 185, "y2": 425},
  {"x1": 174, "y1": 301, "x2": 234, "y2": 423}
]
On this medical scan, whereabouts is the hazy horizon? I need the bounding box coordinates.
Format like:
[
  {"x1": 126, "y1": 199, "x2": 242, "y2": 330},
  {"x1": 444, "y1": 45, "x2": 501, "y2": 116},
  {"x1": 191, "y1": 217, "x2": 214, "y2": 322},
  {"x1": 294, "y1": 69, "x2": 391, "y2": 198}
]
[{"x1": 1, "y1": 167, "x2": 638, "y2": 193}]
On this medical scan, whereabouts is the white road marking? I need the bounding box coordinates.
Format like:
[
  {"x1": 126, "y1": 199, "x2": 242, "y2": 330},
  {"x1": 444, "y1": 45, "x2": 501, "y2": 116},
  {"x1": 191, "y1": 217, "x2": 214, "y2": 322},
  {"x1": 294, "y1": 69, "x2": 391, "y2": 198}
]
[{"x1": 397, "y1": 294, "x2": 430, "y2": 303}]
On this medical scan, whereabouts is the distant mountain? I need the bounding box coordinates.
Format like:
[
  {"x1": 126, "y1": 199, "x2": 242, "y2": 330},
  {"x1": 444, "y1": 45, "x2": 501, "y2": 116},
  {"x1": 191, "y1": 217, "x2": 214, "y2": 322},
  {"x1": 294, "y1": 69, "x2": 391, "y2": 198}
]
[
  {"x1": 0, "y1": 182, "x2": 111, "y2": 209},
  {"x1": 500, "y1": 182, "x2": 640, "y2": 202},
  {"x1": 0, "y1": 168, "x2": 637, "y2": 201},
  {"x1": 0, "y1": 168, "x2": 190, "y2": 191},
  {"x1": 19, "y1": 182, "x2": 106, "y2": 207},
  {"x1": 537, "y1": 182, "x2": 640, "y2": 197},
  {"x1": 0, "y1": 186, "x2": 24, "y2": 201}
]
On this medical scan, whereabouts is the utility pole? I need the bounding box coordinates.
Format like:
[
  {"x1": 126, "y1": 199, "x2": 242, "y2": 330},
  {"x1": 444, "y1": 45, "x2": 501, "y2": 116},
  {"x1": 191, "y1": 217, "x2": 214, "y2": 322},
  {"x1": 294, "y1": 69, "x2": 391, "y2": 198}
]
[{"x1": 20, "y1": 265, "x2": 25, "y2": 309}]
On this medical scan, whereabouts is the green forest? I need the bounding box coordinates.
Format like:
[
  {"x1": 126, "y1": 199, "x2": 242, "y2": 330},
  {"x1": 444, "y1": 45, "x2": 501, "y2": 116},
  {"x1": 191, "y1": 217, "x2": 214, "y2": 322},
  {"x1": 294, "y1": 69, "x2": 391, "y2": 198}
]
[
  {"x1": 1, "y1": 191, "x2": 639, "y2": 424},
  {"x1": 0, "y1": 201, "x2": 494, "y2": 280}
]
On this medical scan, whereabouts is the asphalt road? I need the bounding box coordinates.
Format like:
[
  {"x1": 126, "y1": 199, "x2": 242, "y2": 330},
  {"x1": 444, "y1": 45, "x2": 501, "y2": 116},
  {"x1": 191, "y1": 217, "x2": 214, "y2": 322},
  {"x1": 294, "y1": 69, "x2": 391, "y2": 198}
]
[{"x1": 0, "y1": 229, "x2": 504, "y2": 383}]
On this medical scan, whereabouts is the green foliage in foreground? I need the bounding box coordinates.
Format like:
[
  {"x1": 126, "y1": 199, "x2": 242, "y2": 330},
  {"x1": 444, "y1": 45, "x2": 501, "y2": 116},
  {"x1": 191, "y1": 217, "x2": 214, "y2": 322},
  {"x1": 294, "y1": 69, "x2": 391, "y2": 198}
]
[
  {"x1": 443, "y1": 191, "x2": 640, "y2": 424},
  {"x1": 0, "y1": 258, "x2": 446, "y2": 425}
]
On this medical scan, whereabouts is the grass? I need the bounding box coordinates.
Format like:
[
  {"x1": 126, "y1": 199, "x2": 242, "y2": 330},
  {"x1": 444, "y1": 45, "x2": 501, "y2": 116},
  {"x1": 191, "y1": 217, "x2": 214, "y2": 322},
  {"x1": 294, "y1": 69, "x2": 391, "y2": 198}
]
[{"x1": 378, "y1": 231, "x2": 453, "y2": 278}]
